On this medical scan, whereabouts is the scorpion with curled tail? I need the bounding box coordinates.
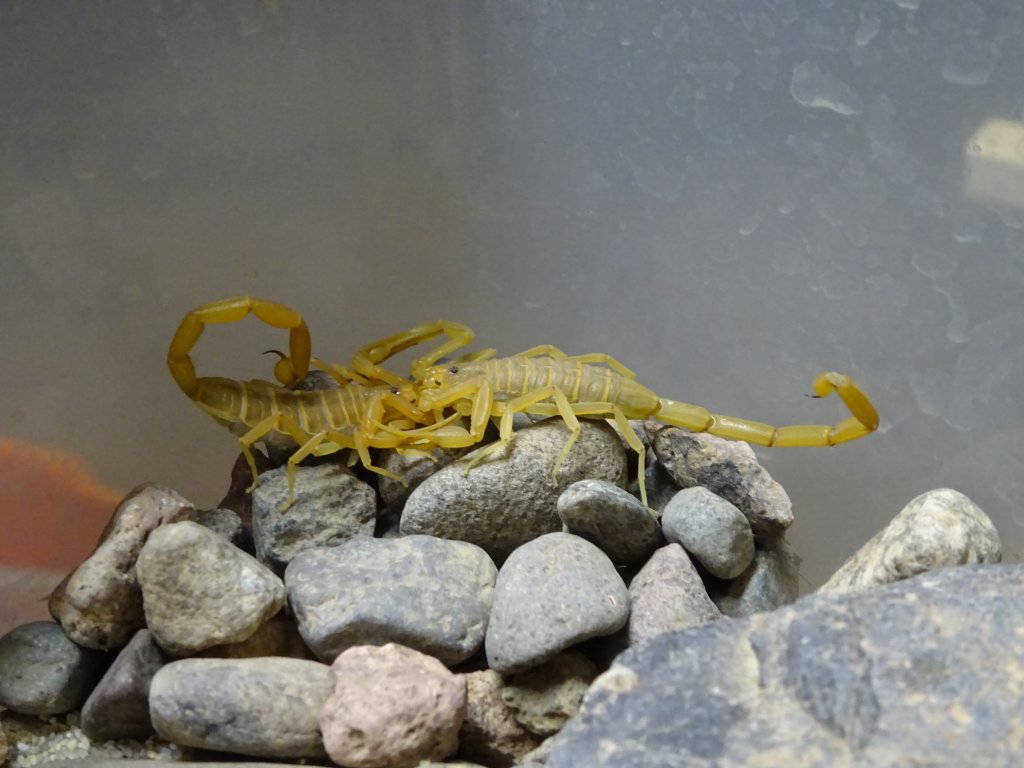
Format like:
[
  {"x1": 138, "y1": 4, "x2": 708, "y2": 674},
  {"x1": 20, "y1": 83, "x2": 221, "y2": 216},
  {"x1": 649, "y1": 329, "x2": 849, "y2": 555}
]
[
  {"x1": 407, "y1": 345, "x2": 879, "y2": 508},
  {"x1": 166, "y1": 297, "x2": 474, "y2": 509}
]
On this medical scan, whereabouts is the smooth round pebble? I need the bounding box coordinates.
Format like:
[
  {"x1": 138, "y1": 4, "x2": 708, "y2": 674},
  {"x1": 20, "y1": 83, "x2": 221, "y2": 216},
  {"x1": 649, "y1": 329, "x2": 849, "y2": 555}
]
[
  {"x1": 0, "y1": 621, "x2": 109, "y2": 715},
  {"x1": 556, "y1": 479, "x2": 664, "y2": 565},
  {"x1": 662, "y1": 486, "x2": 755, "y2": 579},
  {"x1": 486, "y1": 532, "x2": 629, "y2": 675}
]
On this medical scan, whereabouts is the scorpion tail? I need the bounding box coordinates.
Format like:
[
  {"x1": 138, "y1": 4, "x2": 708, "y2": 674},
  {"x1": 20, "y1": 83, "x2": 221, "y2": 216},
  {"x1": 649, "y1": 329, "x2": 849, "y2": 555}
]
[{"x1": 655, "y1": 371, "x2": 878, "y2": 448}]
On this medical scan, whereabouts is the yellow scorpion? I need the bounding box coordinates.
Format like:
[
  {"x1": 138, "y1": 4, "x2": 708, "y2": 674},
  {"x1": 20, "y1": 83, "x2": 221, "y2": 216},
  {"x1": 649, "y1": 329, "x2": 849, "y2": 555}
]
[
  {"x1": 406, "y1": 345, "x2": 879, "y2": 507},
  {"x1": 170, "y1": 297, "x2": 879, "y2": 510},
  {"x1": 167, "y1": 297, "x2": 474, "y2": 507}
]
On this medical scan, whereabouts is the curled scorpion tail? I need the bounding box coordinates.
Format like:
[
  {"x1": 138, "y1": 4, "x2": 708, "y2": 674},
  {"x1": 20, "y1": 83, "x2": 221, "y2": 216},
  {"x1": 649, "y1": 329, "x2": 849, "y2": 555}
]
[{"x1": 654, "y1": 371, "x2": 879, "y2": 448}]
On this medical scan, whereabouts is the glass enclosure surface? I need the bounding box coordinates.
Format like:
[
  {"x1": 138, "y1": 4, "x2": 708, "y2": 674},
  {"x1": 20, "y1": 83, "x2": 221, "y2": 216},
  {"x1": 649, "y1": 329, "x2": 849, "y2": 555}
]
[{"x1": 3, "y1": 0, "x2": 1023, "y2": 595}]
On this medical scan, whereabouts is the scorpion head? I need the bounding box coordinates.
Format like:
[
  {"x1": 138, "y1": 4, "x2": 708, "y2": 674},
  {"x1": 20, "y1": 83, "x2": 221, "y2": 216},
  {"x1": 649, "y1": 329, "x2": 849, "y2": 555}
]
[{"x1": 416, "y1": 363, "x2": 467, "y2": 410}]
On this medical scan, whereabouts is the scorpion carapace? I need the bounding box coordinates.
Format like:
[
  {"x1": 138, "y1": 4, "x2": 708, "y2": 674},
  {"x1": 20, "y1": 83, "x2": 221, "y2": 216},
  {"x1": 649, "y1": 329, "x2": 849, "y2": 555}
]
[
  {"x1": 167, "y1": 297, "x2": 475, "y2": 509},
  {"x1": 413, "y1": 345, "x2": 879, "y2": 507}
]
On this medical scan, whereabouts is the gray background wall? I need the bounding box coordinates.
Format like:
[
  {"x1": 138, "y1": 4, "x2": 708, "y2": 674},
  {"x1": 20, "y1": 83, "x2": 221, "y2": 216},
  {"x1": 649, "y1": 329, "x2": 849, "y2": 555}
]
[{"x1": 3, "y1": 0, "x2": 1023, "y2": 586}]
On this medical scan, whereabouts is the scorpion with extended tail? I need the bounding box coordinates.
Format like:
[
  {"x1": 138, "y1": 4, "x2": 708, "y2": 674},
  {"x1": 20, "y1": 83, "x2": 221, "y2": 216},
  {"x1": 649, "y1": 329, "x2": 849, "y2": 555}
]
[
  {"x1": 406, "y1": 344, "x2": 879, "y2": 507},
  {"x1": 166, "y1": 297, "x2": 475, "y2": 508}
]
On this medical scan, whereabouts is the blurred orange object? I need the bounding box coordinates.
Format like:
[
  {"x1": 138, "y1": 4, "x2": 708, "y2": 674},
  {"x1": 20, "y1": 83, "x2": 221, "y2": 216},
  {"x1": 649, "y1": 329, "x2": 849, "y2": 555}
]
[{"x1": 0, "y1": 436, "x2": 122, "y2": 571}]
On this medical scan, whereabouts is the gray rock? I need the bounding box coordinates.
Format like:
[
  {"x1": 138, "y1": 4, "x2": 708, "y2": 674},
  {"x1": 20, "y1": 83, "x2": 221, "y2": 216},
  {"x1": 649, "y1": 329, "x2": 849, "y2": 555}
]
[
  {"x1": 459, "y1": 670, "x2": 541, "y2": 768},
  {"x1": 136, "y1": 521, "x2": 285, "y2": 656},
  {"x1": 48, "y1": 484, "x2": 195, "y2": 650},
  {"x1": 628, "y1": 544, "x2": 721, "y2": 645},
  {"x1": 647, "y1": 426, "x2": 793, "y2": 538},
  {"x1": 149, "y1": 657, "x2": 332, "y2": 759},
  {"x1": 819, "y1": 487, "x2": 1002, "y2": 594},
  {"x1": 251, "y1": 461, "x2": 376, "y2": 573},
  {"x1": 320, "y1": 643, "x2": 466, "y2": 768},
  {"x1": 502, "y1": 650, "x2": 598, "y2": 737},
  {"x1": 712, "y1": 537, "x2": 802, "y2": 617},
  {"x1": 0, "y1": 621, "x2": 109, "y2": 715},
  {"x1": 286, "y1": 535, "x2": 497, "y2": 665},
  {"x1": 194, "y1": 507, "x2": 244, "y2": 545},
  {"x1": 545, "y1": 563, "x2": 1024, "y2": 768},
  {"x1": 401, "y1": 420, "x2": 629, "y2": 562},
  {"x1": 556, "y1": 480, "x2": 664, "y2": 565},
  {"x1": 641, "y1": 460, "x2": 681, "y2": 515},
  {"x1": 486, "y1": 533, "x2": 629, "y2": 675},
  {"x1": 661, "y1": 487, "x2": 755, "y2": 579},
  {"x1": 80, "y1": 629, "x2": 170, "y2": 740}
]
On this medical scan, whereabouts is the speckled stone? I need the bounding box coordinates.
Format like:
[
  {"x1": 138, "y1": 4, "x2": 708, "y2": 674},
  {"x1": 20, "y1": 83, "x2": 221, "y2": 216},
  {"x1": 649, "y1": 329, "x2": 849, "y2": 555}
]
[
  {"x1": 647, "y1": 426, "x2": 793, "y2": 538},
  {"x1": 545, "y1": 564, "x2": 1024, "y2": 768},
  {"x1": 48, "y1": 484, "x2": 195, "y2": 650},
  {"x1": 628, "y1": 544, "x2": 721, "y2": 645},
  {"x1": 459, "y1": 670, "x2": 541, "y2": 768},
  {"x1": 401, "y1": 420, "x2": 629, "y2": 562},
  {"x1": 501, "y1": 650, "x2": 598, "y2": 737},
  {"x1": 320, "y1": 643, "x2": 467, "y2": 768},
  {"x1": 251, "y1": 460, "x2": 376, "y2": 573},
  {"x1": 819, "y1": 487, "x2": 1001, "y2": 594},
  {"x1": 0, "y1": 621, "x2": 109, "y2": 716},
  {"x1": 136, "y1": 521, "x2": 285, "y2": 656},
  {"x1": 661, "y1": 486, "x2": 755, "y2": 579},
  {"x1": 286, "y1": 535, "x2": 497, "y2": 665},
  {"x1": 485, "y1": 533, "x2": 629, "y2": 675},
  {"x1": 149, "y1": 657, "x2": 333, "y2": 759}
]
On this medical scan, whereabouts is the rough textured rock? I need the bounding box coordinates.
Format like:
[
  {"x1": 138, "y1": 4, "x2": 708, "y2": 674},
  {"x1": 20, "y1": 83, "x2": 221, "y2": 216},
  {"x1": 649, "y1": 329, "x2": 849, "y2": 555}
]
[
  {"x1": 545, "y1": 563, "x2": 1024, "y2": 768},
  {"x1": 251, "y1": 460, "x2": 377, "y2": 573},
  {"x1": 320, "y1": 643, "x2": 467, "y2": 768},
  {"x1": 628, "y1": 544, "x2": 721, "y2": 645},
  {"x1": 193, "y1": 507, "x2": 245, "y2": 547},
  {"x1": 136, "y1": 521, "x2": 285, "y2": 656},
  {"x1": 286, "y1": 535, "x2": 497, "y2": 665},
  {"x1": 48, "y1": 484, "x2": 195, "y2": 650},
  {"x1": 149, "y1": 657, "x2": 333, "y2": 759},
  {"x1": 711, "y1": 537, "x2": 802, "y2": 617},
  {"x1": 486, "y1": 533, "x2": 629, "y2": 675},
  {"x1": 819, "y1": 487, "x2": 1001, "y2": 594},
  {"x1": 401, "y1": 420, "x2": 629, "y2": 562},
  {"x1": 502, "y1": 650, "x2": 598, "y2": 737},
  {"x1": 556, "y1": 479, "x2": 664, "y2": 565},
  {"x1": 0, "y1": 621, "x2": 109, "y2": 715},
  {"x1": 661, "y1": 486, "x2": 755, "y2": 579},
  {"x1": 647, "y1": 426, "x2": 793, "y2": 538},
  {"x1": 378, "y1": 444, "x2": 467, "y2": 507},
  {"x1": 80, "y1": 629, "x2": 170, "y2": 740},
  {"x1": 458, "y1": 670, "x2": 541, "y2": 768}
]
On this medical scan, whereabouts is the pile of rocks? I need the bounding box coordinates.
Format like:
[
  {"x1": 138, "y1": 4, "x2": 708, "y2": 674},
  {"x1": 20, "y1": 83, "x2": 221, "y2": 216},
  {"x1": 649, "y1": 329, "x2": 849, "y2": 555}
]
[{"x1": 0, "y1": 417, "x2": 1008, "y2": 767}]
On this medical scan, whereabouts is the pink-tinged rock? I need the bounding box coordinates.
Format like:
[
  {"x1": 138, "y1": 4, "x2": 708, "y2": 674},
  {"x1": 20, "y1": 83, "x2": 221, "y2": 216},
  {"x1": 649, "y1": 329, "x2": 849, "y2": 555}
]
[{"x1": 320, "y1": 643, "x2": 467, "y2": 768}]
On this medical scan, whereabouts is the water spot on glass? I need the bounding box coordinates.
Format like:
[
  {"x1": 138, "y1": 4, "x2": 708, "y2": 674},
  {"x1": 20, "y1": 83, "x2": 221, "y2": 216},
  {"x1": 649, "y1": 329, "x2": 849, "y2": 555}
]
[
  {"x1": 942, "y1": 40, "x2": 999, "y2": 87},
  {"x1": 854, "y1": 14, "x2": 880, "y2": 46},
  {"x1": 790, "y1": 60, "x2": 864, "y2": 116},
  {"x1": 652, "y1": 8, "x2": 686, "y2": 43},
  {"x1": 886, "y1": 0, "x2": 920, "y2": 10}
]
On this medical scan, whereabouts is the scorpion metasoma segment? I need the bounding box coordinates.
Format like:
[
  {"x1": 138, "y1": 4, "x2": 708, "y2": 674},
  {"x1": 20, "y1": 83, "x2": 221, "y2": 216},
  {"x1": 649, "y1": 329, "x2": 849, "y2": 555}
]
[
  {"x1": 167, "y1": 297, "x2": 475, "y2": 509},
  {"x1": 409, "y1": 345, "x2": 879, "y2": 507}
]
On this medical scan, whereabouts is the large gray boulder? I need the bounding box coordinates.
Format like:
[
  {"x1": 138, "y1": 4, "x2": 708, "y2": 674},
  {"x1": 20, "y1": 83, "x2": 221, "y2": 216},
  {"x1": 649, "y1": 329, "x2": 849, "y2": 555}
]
[{"x1": 545, "y1": 563, "x2": 1024, "y2": 767}]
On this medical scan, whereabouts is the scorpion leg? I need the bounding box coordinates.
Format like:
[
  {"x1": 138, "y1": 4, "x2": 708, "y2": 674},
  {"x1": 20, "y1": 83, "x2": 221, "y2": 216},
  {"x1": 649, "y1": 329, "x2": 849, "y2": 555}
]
[{"x1": 654, "y1": 371, "x2": 879, "y2": 447}]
